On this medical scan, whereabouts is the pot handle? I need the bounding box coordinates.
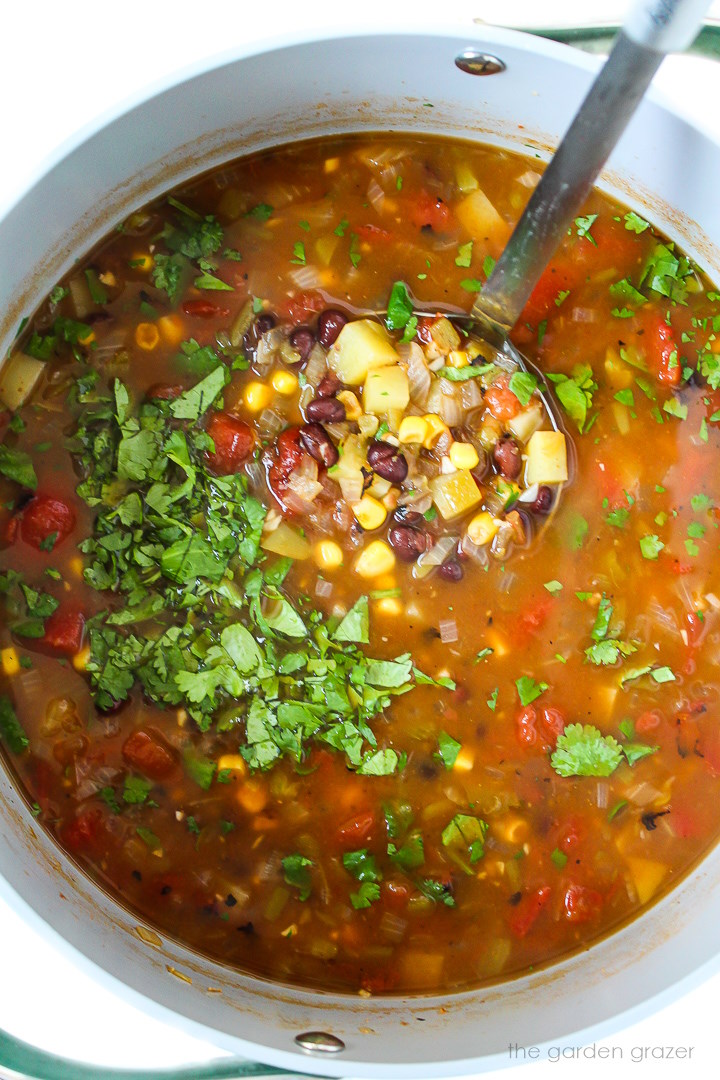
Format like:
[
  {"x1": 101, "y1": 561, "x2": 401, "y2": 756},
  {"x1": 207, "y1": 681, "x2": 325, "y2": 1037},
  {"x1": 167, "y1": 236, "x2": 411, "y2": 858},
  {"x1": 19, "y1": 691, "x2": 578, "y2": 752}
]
[
  {"x1": 514, "y1": 17, "x2": 720, "y2": 60},
  {"x1": 0, "y1": 1026, "x2": 317, "y2": 1080}
]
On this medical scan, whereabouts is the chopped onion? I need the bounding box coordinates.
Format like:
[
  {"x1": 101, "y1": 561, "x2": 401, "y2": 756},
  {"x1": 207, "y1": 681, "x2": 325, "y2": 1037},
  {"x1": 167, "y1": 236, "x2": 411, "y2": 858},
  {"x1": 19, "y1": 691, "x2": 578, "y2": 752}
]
[
  {"x1": 285, "y1": 459, "x2": 323, "y2": 512},
  {"x1": 339, "y1": 474, "x2": 365, "y2": 506},
  {"x1": 367, "y1": 178, "x2": 386, "y2": 214},
  {"x1": 255, "y1": 328, "x2": 284, "y2": 367},
  {"x1": 289, "y1": 264, "x2": 322, "y2": 290},
  {"x1": 570, "y1": 307, "x2": 600, "y2": 323},
  {"x1": 378, "y1": 911, "x2": 407, "y2": 942},
  {"x1": 315, "y1": 578, "x2": 333, "y2": 598},
  {"x1": 245, "y1": 460, "x2": 266, "y2": 490},
  {"x1": 427, "y1": 379, "x2": 463, "y2": 426},
  {"x1": 439, "y1": 618, "x2": 458, "y2": 644},
  {"x1": 406, "y1": 343, "x2": 431, "y2": 406},
  {"x1": 624, "y1": 781, "x2": 663, "y2": 807},
  {"x1": 518, "y1": 483, "x2": 540, "y2": 504},
  {"x1": 705, "y1": 593, "x2": 720, "y2": 610},
  {"x1": 460, "y1": 377, "x2": 482, "y2": 411},
  {"x1": 517, "y1": 169, "x2": 541, "y2": 188},
  {"x1": 461, "y1": 533, "x2": 489, "y2": 567},
  {"x1": 413, "y1": 536, "x2": 458, "y2": 580},
  {"x1": 257, "y1": 408, "x2": 286, "y2": 439},
  {"x1": 303, "y1": 343, "x2": 327, "y2": 388},
  {"x1": 595, "y1": 781, "x2": 609, "y2": 810}
]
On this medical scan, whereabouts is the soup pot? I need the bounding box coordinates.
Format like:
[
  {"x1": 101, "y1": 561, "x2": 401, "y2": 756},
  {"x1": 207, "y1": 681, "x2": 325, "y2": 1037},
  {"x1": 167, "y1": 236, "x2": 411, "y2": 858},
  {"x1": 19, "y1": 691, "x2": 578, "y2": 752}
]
[{"x1": 2, "y1": 21, "x2": 720, "y2": 1079}]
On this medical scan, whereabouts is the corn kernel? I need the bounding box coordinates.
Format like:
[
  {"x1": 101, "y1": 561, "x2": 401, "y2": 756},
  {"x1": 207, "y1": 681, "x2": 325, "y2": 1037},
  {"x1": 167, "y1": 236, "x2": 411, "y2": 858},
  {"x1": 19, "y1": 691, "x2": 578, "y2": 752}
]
[
  {"x1": 449, "y1": 441, "x2": 480, "y2": 470},
  {"x1": 447, "y1": 350, "x2": 470, "y2": 369},
  {"x1": 324, "y1": 157, "x2": 340, "y2": 173},
  {"x1": 131, "y1": 252, "x2": 154, "y2": 272},
  {"x1": 354, "y1": 540, "x2": 395, "y2": 579},
  {"x1": 453, "y1": 746, "x2": 475, "y2": 772},
  {"x1": 495, "y1": 814, "x2": 529, "y2": 845},
  {"x1": 237, "y1": 779, "x2": 268, "y2": 814},
  {"x1": 72, "y1": 645, "x2": 91, "y2": 672},
  {"x1": 98, "y1": 271, "x2": 117, "y2": 288},
  {"x1": 398, "y1": 416, "x2": 429, "y2": 444},
  {"x1": 135, "y1": 322, "x2": 160, "y2": 351},
  {"x1": 353, "y1": 495, "x2": 388, "y2": 531},
  {"x1": 217, "y1": 754, "x2": 247, "y2": 775},
  {"x1": 271, "y1": 370, "x2": 298, "y2": 396},
  {"x1": 244, "y1": 381, "x2": 273, "y2": 412},
  {"x1": 68, "y1": 556, "x2": 84, "y2": 580},
  {"x1": 157, "y1": 314, "x2": 185, "y2": 346},
  {"x1": 337, "y1": 390, "x2": 362, "y2": 420},
  {"x1": 375, "y1": 597, "x2": 403, "y2": 617},
  {"x1": 313, "y1": 539, "x2": 344, "y2": 570},
  {"x1": 1, "y1": 648, "x2": 19, "y2": 677},
  {"x1": 466, "y1": 511, "x2": 500, "y2": 546},
  {"x1": 422, "y1": 413, "x2": 450, "y2": 449}
]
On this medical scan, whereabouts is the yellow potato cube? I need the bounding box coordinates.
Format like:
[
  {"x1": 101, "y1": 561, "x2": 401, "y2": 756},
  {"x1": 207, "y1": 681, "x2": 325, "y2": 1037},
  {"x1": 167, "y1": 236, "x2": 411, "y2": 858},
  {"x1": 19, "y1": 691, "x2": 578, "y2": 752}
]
[
  {"x1": 1, "y1": 648, "x2": 19, "y2": 677},
  {"x1": 456, "y1": 187, "x2": 510, "y2": 247},
  {"x1": 429, "y1": 470, "x2": 482, "y2": 521},
  {"x1": 328, "y1": 319, "x2": 398, "y2": 385},
  {"x1": 626, "y1": 857, "x2": 668, "y2": 905},
  {"x1": 363, "y1": 366, "x2": 409, "y2": 416},
  {"x1": 354, "y1": 540, "x2": 395, "y2": 579},
  {"x1": 0, "y1": 353, "x2": 45, "y2": 411},
  {"x1": 525, "y1": 430, "x2": 568, "y2": 485}
]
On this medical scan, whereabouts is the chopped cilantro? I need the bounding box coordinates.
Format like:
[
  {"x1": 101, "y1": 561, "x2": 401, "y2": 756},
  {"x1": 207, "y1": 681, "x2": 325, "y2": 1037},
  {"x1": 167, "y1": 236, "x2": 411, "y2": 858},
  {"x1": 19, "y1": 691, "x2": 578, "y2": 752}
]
[
  {"x1": 282, "y1": 853, "x2": 312, "y2": 900},
  {"x1": 515, "y1": 676, "x2": 548, "y2": 707},
  {"x1": 639, "y1": 534, "x2": 664, "y2": 560},
  {"x1": 551, "y1": 723, "x2": 623, "y2": 778},
  {"x1": 436, "y1": 731, "x2": 461, "y2": 769},
  {"x1": 386, "y1": 281, "x2": 414, "y2": 331},
  {"x1": 455, "y1": 241, "x2": 473, "y2": 268}
]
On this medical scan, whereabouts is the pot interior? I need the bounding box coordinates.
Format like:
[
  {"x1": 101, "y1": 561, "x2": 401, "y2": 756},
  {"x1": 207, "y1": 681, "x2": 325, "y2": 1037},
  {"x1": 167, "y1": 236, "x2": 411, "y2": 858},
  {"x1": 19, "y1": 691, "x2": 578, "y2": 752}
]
[{"x1": 1, "y1": 27, "x2": 720, "y2": 1078}]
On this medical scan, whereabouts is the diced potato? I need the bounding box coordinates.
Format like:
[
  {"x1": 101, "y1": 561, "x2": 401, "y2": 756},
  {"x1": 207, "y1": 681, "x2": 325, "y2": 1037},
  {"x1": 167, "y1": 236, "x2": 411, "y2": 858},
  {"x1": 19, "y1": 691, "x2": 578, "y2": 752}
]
[
  {"x1": 328, "y1": 319, "x2": 398, "y2": 385},
  {"x1": 525, "y1": 430, "x2": 568, "y2": 485},
  {"x1": 429, "y1": 470, "x2": 482, "y2": 521},
  {"x1": 260, "y1": 522, "x2": 311, "y2": 560},
  {"x1": 314, "y1": 234, "x2": 339, "y2": 266},
  {"x1": 507, "y1": 402, "x2": 544, "y2": 443},
  {"x1": 398, "y1": 951, "x2": 445, "y2": 989},
  {"x1": 0, "y1": 353, "x2": 45, "y2": 411},
  {"x1": 454, "y1": 161, "x2": 479, "y2": 193},
  {"x1": 456, "y1": 188, "x2": 510, "y2": 247},
  {"x1": 612, "y1": 401, "x2": 631, "y2": 436},
  {"x1": 626, "y1": 857, "x2": 668, "y2": 905},
  {"x1": 605, "y1": 346, "x2": 634, "y2": 390},
  {"x1": 363, "y1": 365, "x2": 409, "y2": 415}
]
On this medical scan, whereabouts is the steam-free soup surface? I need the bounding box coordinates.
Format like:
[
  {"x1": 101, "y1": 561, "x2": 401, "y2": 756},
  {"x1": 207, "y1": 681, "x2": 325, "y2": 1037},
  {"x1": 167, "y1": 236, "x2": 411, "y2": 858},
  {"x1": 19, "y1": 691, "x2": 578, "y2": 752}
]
[{"x1": 1, "y1": 135, "x2": 720, "y2": 995}]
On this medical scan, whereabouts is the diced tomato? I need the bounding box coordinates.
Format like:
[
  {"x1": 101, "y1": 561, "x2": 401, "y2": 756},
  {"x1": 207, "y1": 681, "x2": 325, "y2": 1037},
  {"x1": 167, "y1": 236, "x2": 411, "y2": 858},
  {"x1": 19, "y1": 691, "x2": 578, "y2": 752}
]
[
  {"x1": 407, "y1": 191, "x2": 451, "y2": 232},
  {"x1": 557, "y1": 818, "x2": 584, "y2": 853},
  {"x1": 122, "y1": 729, "x2": 177, "y2": 780},
  {"x1": 509, "y1": 886, "x2": 551, "y2": 938},
  {"x1": 539, "y1": 707, "x2": 565, "y2": 742},
  {"x1": 182, "y1": 300, "x2": 230, "y2": 319},
  {"x1": 277, "y1": 291, "x2": 325, "y2": 325},
  {"x1": 636, "y1": 710, "x2": 662, "y2": 734},
  {"x1": 642, "y1": 312, "x2": 681, "y2": 386},
  {"x1": 484, "y1": 376, "x2": 521, "y2": 421},
  {"x1": 267, "y1": 426, "x2": 305, "y2": 512},
  {"x1": 512, "y1": 597, "x2": 553, "y2": 646},
  {"x1": 360, "y1": 969, "x2": 400, "y2": 994},
  {"x1": 594, "y1": 458, "x2": 629, "y2": 510},
  {"x1": 382, "y1": 880, "x2": 411, "y2": 912},
  {"x1": 685, "y1": 611, "x2": 705, "y2": 648},
  {"x1": 563, "y1": 883, "x2": 603, "y2": 923},
  {"x1": 19, "y1": 495, "x2": 76, "y2": 550},
  {"x1": 336, "y1": 811, "x2": 376, "y2": 848},
  {"x1": 63, "y1": 808, "x2": 106, "y2": 854},
  {"x1": 570, "y1": 215, "x2": 638, "y2": 270},
  {"x1": 669, "y1": 796, "x2": 704, "y2": 839},
  {"x1": 355, "y1": 223, "x2": 394, "y2": 245},
  {"x1": 42, "y1": 606, "x2": 85, "y2": 656},
  {"x1": 147, "y1": 383, "x2": 185, "y2": 400},
  {"x1": 205, "y1": 412, "x2": 255, "y2": 475},
  {"x1": 665, "y1": 554, "x2": 694, "y2": 575},
  {"x1": 515, "y1": 706, "x2": 538, "y2": 747},
  {"x1": 518, "y1": 262, "x2": 576, "y2": 327}
]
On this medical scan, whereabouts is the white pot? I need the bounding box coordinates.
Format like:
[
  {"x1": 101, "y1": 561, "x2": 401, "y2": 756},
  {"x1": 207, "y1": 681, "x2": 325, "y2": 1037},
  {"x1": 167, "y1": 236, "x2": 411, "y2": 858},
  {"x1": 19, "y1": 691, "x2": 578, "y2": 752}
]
[{"x1": 1, "y1": 24, "x2": 720, "y2": 1079}]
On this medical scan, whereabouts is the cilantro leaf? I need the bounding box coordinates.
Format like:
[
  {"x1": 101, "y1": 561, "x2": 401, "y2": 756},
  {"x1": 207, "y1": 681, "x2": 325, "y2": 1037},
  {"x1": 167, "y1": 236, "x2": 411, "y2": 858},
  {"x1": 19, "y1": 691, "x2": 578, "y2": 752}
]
[
  {"x1": 515, "y1": 676, "x2": 548, "y2": 707},
  {"x1": 386, "y1": 281, "x2": 414, "y2": 331},
  {"x1": 551, "y1": 723, "x2": 623, "y2": 777},
  {"x1": 0, "y1": 695, "x2": 28, "y2": 755},
  {"x1": 282, "y1": 853, "x2": 312, "y2": 900},
  {"x1": 350, "y1": 881, "x2": 381, "y2": 909},
  {"x1": 332, "y1": 596, "x2": 369, "y2": 644},
  {"x1": 441, "y1": 813, "x2": 488, "y2": 863},
  {"x1": 436, "y1": 730, "x2": 461, "y2": 769},
  {"x1": 0, "y1": 446, "x2": 38, "y2": 490},
  {"x1": 508, "y1": 371, "x2": 539, "y2": 407},
  {"x1": 546, "y1": 365, "x2": 597, "y2": 433},
  {"x1": 123, "y1": 775, "x2": 153, "y2": 805},
  {"x1": 343, "y1": 849, "x2": 382, "y2": 882},
  {"x1": 170, "y1": 366, "x2": 226, "y2": 421},
  {"x1": 639, "y1": 534, "x2": 664, "y2": 560}
]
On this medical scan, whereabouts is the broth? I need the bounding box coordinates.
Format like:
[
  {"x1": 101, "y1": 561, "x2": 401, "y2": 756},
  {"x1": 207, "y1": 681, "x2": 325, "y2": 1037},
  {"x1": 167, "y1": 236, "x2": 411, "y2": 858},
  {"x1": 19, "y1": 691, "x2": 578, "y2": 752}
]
[{"x1": 1, "y1": 134, "x2": 719, "y2": 995}]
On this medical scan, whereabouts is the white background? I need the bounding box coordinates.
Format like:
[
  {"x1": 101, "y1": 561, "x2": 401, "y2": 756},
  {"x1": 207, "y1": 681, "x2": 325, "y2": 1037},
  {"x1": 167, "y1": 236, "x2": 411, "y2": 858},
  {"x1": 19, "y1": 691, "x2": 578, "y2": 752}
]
[{"x1": 2, "y1": 1, "x2": 720, "y2": 1078}]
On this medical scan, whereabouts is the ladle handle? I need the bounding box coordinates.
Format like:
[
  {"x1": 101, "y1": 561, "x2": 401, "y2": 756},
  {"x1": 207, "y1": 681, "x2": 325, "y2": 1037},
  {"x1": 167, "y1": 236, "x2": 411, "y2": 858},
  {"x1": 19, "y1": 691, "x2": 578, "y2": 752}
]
[{"x1": 474, "y1": 0, "x2": 714, "y2": 334}]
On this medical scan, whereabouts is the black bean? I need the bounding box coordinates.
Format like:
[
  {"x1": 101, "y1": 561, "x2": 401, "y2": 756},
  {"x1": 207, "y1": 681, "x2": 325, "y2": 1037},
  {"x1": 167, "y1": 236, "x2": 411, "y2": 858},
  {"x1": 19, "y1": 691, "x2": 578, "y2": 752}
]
[
  {"x1": 392, "y1": 508, "x2": 424, "y2": 527},
  {"x1": 306, "y1": 396, "x2": 346, "y2": 423},
  {"x1": 438, "y1": 558, "x2": 463, "y2": 582},
  {"x1": 530, "y1": 484, "x2": 554, "y2": 515},
  {"x1": 367, "y1": 440, "x2": 408, "y2": 484},
  {"x1": 299, "y1": 422, "x2": 338, "y2": 467},
  {"x1": 316, "y1": 372, "x2": 342, "y2": 397},
  {"x1": 289, "y1": 326, "x2": 315, "y2": 362},
  {"x1": 388, "y1": 524, "x2": 428, "y2": 562},
  {"x1": 317, "y1": 309, "x2": 347, "y2": 348},
  {"x1": 255, "y1": 313, "x2": 276, "y2": 336},
  {"x1": 493, "y1": 436, "x2": 522, "y2": 479}
]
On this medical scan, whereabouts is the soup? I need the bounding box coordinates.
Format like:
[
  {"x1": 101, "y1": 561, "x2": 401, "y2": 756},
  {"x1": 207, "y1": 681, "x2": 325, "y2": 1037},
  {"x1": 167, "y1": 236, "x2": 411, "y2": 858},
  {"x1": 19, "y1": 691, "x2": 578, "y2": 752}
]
[{"x1": 1, "y1": 135, "x2": 719, "y2": 995}]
